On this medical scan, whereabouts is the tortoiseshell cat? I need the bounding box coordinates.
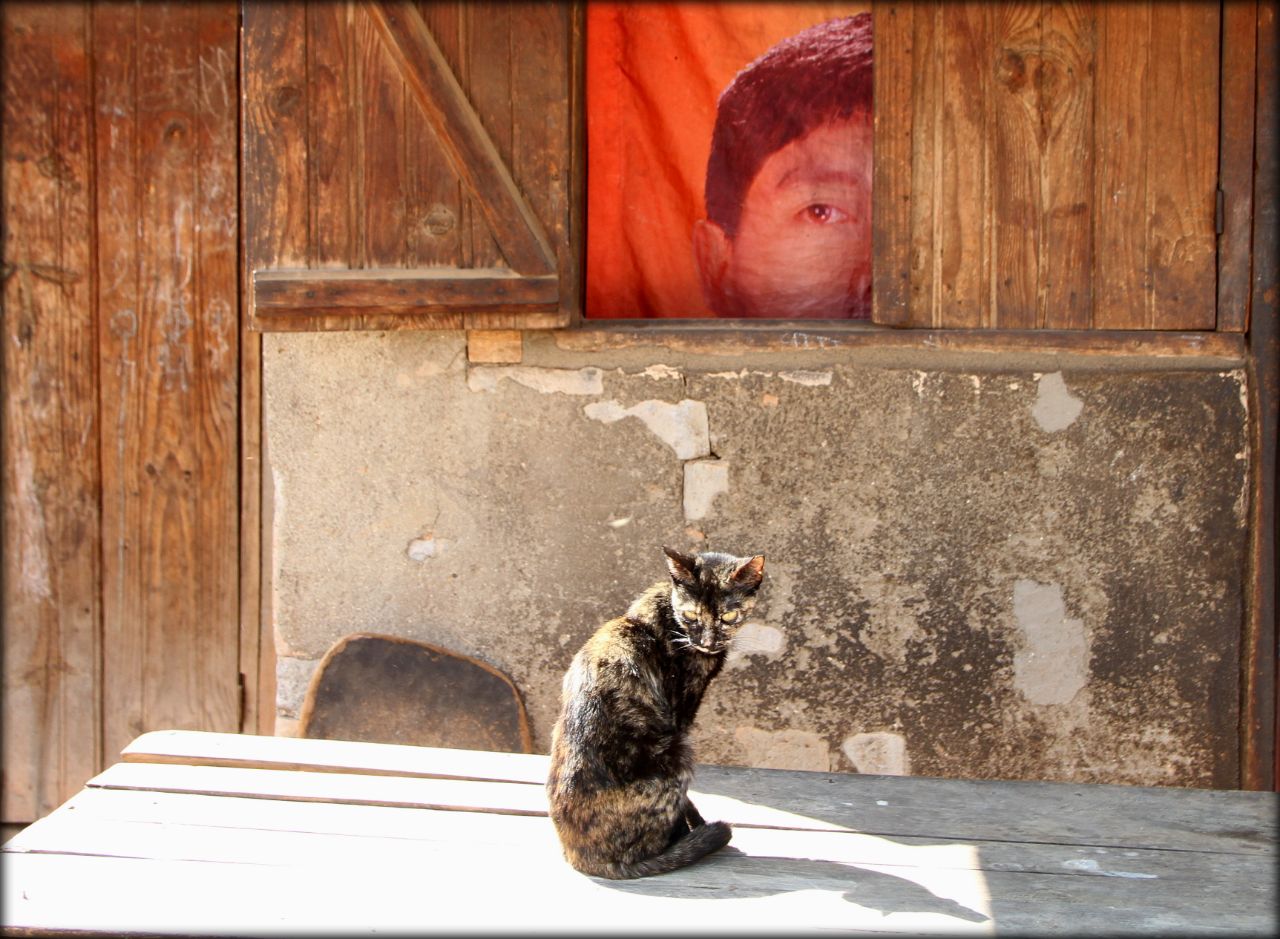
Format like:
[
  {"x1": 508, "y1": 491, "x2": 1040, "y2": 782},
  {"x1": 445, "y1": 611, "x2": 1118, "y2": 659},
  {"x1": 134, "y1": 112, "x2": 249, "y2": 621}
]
[{"x1": 546, "y1": 546, "x2": 766, "y2": 879}]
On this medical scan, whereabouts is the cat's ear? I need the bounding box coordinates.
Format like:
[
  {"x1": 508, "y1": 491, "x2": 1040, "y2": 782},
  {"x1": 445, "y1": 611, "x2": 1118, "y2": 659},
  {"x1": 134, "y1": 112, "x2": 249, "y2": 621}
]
[
  {"x1": 731, "y1": 554, "x2": 765, "y2": 590},
  {"x1": 662, "y1": 546, "x2": 698, "y2": 586}
]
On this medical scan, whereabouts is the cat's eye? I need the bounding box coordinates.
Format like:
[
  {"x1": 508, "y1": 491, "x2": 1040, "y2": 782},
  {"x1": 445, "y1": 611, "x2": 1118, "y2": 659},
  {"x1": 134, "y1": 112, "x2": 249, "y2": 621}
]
[
  {"x1": 680, "y1": 610, "x2": 698, "y2": 624},
  {"x1": 720, "y1": 610, "x2": 741, "y2": 624}
]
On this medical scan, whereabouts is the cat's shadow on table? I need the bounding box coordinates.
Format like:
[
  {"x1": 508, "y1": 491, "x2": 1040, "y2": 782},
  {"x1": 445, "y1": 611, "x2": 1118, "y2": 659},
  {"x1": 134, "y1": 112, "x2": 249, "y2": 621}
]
[{"x1": 598, "y1": 844, "x2": 991, "y2": 925}]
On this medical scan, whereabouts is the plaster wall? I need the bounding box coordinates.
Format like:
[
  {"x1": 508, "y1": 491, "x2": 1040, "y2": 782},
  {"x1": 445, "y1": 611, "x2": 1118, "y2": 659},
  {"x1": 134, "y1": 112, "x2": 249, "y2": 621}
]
[{"x1": 263, "y1": 328, "x2": 1250, "y2": 788}]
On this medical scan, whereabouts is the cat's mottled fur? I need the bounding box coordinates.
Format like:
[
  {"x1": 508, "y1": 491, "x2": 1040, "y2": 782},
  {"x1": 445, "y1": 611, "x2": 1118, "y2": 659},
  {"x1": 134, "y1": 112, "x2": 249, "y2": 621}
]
[{"x1": 546, "y1": 546, "x2": 766, "y2": 879}]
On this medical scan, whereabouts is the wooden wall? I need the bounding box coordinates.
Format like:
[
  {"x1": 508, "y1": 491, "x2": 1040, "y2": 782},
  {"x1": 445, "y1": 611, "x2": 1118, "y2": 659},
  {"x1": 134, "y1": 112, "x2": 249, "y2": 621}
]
[
  {"x1": 872, "y1": 1, "x2": 1251, "y2": 331},
  {"x1": 2, "y1": 0, "x2": 1275, "y2": 820},
  {"x1": 2, "y1": 1, "x2": 243, "y2": 824},
  {"x1": 242, "y1": 1, "x2": 578, "y2": 330}
]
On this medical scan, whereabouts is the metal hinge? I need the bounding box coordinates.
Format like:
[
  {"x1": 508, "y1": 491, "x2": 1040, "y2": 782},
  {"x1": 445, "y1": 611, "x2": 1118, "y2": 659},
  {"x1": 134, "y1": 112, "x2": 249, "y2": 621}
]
[
  {"x1": 1215, "y1": 188, "x2": 1225, "y2": 235},
  {"x1": 238, "y1": 672, "x2": 247, "y2": 728}
]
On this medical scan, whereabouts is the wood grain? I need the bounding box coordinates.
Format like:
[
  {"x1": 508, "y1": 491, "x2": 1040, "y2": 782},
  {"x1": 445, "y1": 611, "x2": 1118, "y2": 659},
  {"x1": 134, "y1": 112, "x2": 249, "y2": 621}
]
[
  {"x1": 2, "y1": 732, "x2": 1274, "y2": 935},
  {"x1": 939, "y1": 3, "x2": 993, "y2": 328},
  {"x1": 1038, "y1": 1, "x2": 1093, "y2": 328},
  {"x1": 870, "y1": 1, "x2": 914, "y2": 326},
  {"x1": 906, "y1": 2, "x2": 942, "y2": 327},
  {"x1": 368, "y1": 1, "x2": 554, "y2": 275},
  {"x1": 1, "y1": 1, "x2": 102, "y2": 824},
  {"x1": 244, "y1": 1, "x2": 572, "y2": 329},
  {"x1": 242, "y1": 0, "x2": 309, "y2": 302},
  {"x1": 97, "y1": 1, "x2": 240, "y2": 761},
  {"x1": 1216, "y1": 0, "x2": 1258, "y2": 334},
  {"x1": 1146, "y1": 2, "x2": 1218, "y2": 329},
  {"x1": 253, "y1": 269, "x2": 559, "y2": 313},
  {"x1": 18, "y1": 789, "x2": 1274, "y2": 892},
  {"x1": 992, "y1": 3, "x2": 1042, "y2": 328},
  {"x1": 883, "y1": 3, "x2": 1218, "y2": 331},
  {"x1": 305, "y1": 1, "x2": 356, "y2": 268},
  {"x1": 355, "y1": 6, "x2": 409, "y2": 267},
  {"x1": 1093, "y1": 3, "x2": 1150, "y2": 329}
]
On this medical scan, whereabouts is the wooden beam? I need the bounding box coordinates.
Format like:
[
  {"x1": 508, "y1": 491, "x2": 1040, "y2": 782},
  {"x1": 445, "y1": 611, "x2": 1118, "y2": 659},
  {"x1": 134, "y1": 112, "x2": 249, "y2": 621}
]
[
  {"x1": 252, "y1": 269, "x2": 559, "y2": 315},
  {"x1": 1244, "y1": 0, "x2": 1278, "y2": 792}
]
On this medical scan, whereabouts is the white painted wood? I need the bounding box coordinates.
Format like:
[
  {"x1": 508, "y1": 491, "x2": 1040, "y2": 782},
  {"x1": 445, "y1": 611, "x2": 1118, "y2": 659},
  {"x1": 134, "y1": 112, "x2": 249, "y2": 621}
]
[
  {"x1": 121, "y1": 729, "x2": 550, "y2": 784},
  {"x1": 2, "y1": 730, "x2": 1274, "y2": 937}
]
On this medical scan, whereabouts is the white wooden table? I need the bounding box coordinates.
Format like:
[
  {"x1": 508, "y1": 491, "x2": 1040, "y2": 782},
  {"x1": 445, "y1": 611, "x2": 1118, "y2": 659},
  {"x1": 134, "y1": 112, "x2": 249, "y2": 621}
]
[{"x1": 2, "y1": 730, "x2": 1275, "y2": 935}]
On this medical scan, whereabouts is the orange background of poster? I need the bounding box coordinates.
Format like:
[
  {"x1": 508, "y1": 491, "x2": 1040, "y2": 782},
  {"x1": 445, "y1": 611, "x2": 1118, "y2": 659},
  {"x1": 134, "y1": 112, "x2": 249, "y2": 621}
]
[{"x1": 585, "y1": 2, "x2": 869, "y2": 319}]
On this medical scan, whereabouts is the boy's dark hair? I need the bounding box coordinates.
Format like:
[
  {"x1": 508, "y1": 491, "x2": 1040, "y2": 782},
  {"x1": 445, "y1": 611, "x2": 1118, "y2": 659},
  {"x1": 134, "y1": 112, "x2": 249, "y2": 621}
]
[{"x1": 703, "y1": 14, "x2": 873, "y2": 238}]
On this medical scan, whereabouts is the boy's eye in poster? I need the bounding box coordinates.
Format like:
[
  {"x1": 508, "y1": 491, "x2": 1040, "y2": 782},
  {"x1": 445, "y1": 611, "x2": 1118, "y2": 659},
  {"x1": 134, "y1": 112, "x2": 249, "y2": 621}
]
[{"x1": 586, "y1": 3, "x2": 872, "y2": 320}]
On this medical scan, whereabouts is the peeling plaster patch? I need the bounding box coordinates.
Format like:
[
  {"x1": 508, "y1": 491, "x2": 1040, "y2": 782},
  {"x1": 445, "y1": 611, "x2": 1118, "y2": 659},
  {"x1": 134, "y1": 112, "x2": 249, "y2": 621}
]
[
  {"x1": 778, "y1": 369, "x2": 833, "y2": 387},
  {"x1": 734, "y1": 726, "x2": 830, "y2": 772},
  {"x1": 708, "y1": 368, "x2": 761, "y2": 380},
  {"x1": 684, "y1": 459, "x2": 729, "y2": 520},
  {"x1": 842, "y1": 731, "x2": 910, "y2": 776},
  {"x1": 726, "y1": 622, "x2": 786, "y2": 667},
  {"x1": 639, "y1": 364, "x2": 682, "y2": 381},
  {"x1": 1012, "y1": 580, "x2": 1088, "y2": 705},
  {"x1": 467, "y1": 365, "x2": 603, "y2": 395},
  {"x1": 858, "y1": 574, "x2": 929, "y2": 665},
  {"x1": 584, "y1": 399, "x2": 710, "y2": 459},
  {"x1": 275, "y1": 656, "x2": 319, "y2": 719},
  {"x1": 1032, "y1": 372, "x2": 1084, "y2": 432},
  {"x1": 407, "y1": 536, "x2": 441, "y2": 561}
]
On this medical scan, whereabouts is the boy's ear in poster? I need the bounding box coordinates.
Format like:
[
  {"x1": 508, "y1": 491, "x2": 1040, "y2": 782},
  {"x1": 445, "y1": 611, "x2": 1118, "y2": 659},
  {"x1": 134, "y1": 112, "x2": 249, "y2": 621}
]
[{"x1": 586, "y1": 4, "x2": 872, "y2": 320}]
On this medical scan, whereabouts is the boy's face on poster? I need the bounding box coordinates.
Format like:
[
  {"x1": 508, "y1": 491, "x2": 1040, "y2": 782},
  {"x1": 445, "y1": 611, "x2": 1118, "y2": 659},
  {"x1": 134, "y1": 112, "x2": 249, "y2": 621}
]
[{"x1": 694, "y1": 112, "x2": 872, "y2": 318}]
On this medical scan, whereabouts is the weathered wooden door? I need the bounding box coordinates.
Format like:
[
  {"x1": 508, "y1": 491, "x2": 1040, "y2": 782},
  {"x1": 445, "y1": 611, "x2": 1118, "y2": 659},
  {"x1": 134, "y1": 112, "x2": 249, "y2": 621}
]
[
  {"x1": 2, "y1": 2, "x2": 243, "y2": 824},
  {"x1": 241, "y1": 0, "x2": 578, "y2": 330}
]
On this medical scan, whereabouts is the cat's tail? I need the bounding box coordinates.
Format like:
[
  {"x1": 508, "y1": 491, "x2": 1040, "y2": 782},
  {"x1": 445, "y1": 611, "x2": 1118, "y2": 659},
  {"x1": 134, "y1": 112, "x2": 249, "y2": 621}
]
[{"x1": 604, "y1": 820, "x2": 733, "y2": 880}]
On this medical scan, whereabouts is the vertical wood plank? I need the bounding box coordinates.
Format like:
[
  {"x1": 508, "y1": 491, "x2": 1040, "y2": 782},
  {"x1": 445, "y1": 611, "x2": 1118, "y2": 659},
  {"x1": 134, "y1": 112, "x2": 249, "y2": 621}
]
[
  {"x1": 307, "y1": 2, "x2": 356, "y2": 268},
  {"x1": 871, "y1": 1, "x2": 915, "y2": 326},
  {"x1": 243, "y1": 0, "x2": 309, "y2": 329},
  {"x1": 93, "y1": 0, "x2": 144, "y2": 762},
  {"x1": 405, "y1": 6, "x2": 465, "y2": 270},
  {"x1": 99, "y1": 1, "x2": 240, "y2": 761},
  {"x1": 991, "y1": 3, "x2": 1043, "y2": 328},
  {"x1": 482, "y1": 1, "x2": 570, "y2": 329},
  {"x1": 191, "y1": 0, "x2": 242, "y2": 738},
  {"x1": 1217, "y1": 0, "x2": 1258, "y2": 333},
  {"x1": 1094, "y1": 3, "x2": 1150, "y2": 329},
  {"x1": 1146, "y1": 2, "x2": 1218, "y2": 329},
  {"x1": 1, "y1": 0, "x2": 102, "y2": 821},
  {"x1": 509, "y1": 4, "x2": 567, "y2": 256},
  {"x1": 1038, "y1": 2, "x2": 1094, "y2": 328},
  {"x1": 354, "y1": 8, "x2": 408, "y2": 267},
  {"x1": 908, "y1": 1, "x2": 942, "y2": 327},
  {"x1": 938, "y1": 2, "x2": 992, "y2": 327},
  {"x1": 415, "y1": 2, "x2": 472, "y2": 269},
  {"x1": 464, "y1": 2, "x2": 512, "y2": 270}
]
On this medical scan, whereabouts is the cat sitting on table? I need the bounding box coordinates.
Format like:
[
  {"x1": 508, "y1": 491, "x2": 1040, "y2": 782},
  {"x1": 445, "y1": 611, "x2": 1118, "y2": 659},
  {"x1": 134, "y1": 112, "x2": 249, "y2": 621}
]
[{"x1": 546, "y1": 546, "x2": 766, "y2": 879}]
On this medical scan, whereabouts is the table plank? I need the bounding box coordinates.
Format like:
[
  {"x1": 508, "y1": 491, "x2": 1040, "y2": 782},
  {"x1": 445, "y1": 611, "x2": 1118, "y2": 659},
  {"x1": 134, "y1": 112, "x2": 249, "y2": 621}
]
[
  {"x1": 14, "y1": 786, "x2": 1270, "y2": 889},
  {"x1": 121, "y1": 729, "x2": 549, "y2": 784},
  {"x1": 4, "y1": 731, "x2": 1275, "y2": 937},
  {"x1": 109, "y1": 741, "x2": 1280, "y2": 857},
  {"x1": 693, "y1": 764, "x2": 1278, "y2": 856},
  {"x1": 2, "y1": 848, "x2": 988, "y2": 936},
  {"x1": 3, "y1": 806, "x2": 1272, "y2": 936},
  {"x1": 90, "y1": 760, "x2": 856, "y2": 833}
]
